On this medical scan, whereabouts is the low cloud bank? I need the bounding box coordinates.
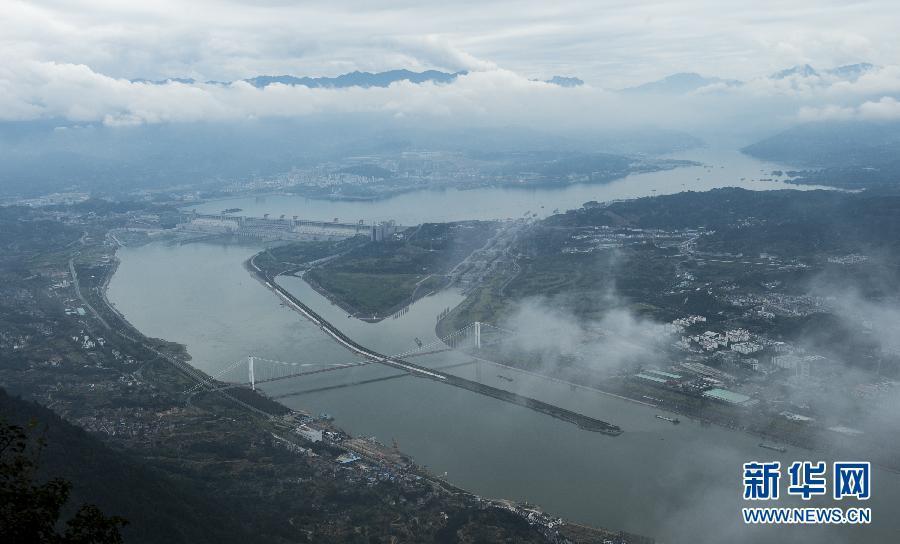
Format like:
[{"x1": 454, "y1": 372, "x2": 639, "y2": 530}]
[
  {"x1": 497, "y1": 296, "x2": 671, "y2": 375},
  {"x1": 3, "y1": 58, "x2": 900, "y2": 137}
]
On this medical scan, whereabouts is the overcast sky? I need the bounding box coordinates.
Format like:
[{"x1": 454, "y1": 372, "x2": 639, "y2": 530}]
[
  {"x1": 4, "y1": 0, "x2": 899, "y2": 84},
  {"x1": 2, "y1": 0, "x2": 900, "y2": 130}
]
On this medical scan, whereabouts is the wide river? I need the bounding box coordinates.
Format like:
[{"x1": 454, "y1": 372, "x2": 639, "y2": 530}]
[
  {"x1": 108, "y1": 148, "x2": 899, "y2": 543},
  {"x1": 186, "y1": 147, "x2": 827, "y2": 224}
]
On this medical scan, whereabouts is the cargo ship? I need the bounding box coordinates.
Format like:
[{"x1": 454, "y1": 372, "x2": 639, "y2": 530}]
[
  {"x1": 655, "y1": 415, "x2": 680, "y2": 424},
  {"x1": 758, "y1": 443, "x2": 787, "y2": 453}
]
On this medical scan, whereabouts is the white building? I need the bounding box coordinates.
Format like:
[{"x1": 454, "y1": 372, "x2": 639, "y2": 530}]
[
  {"x1": 725, "y1": 329, "x2": 751, "y2": 344},
  {"x1": 731, "y1": 342, "x2": 762, "y2": 355},
  {"x1": 296, "y1": 425, "x2": 323, "y2": 443},
  {"x1": 773, "y1": 354, "x2": 822, "y2": 377}
]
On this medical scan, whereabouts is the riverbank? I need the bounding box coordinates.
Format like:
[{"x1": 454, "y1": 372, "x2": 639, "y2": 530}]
[
  {"x1": 81, "y1": 234, "x2": 639, "y2": 541},
  {"x1": 104, "y1": 234, "x2": 900, "y2": 543}
]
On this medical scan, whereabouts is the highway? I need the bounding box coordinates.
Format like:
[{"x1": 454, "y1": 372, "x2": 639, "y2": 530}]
[{"x1": 248, "y1": 254, "x2": 623, "y2": 435}]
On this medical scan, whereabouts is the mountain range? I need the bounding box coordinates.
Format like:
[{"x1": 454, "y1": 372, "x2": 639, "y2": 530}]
[
  {"x1": 741, "y1": 120, "x2": 900, "y2": 188},
  {"x1": 770, "y1": 62, "x2": 875, "y2": 81},
  {"x1": 621, "y1": 62, "x2": 878, "y2": 94},
  {"x1": 133, "y1": 69, "x2": 585, "y2": 89},
  {"x1": 621, "y1": 72, "x2": 740, "y2": 94},
  {"x1": 130, "y1": 62, "x2": 877, "y2": 94},
  {"x1": 743, "y1": 120, "x2": 900, "y2": 168}
]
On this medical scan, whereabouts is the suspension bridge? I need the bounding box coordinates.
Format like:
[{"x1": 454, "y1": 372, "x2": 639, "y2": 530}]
[
  {"x1": 243, "y1": 256, "x2": 623, "y2": 435},
  {"x1": 200, "y1": 265, "x2": 624, "y2": 436},
  {"x1": 187, "y1": 321, "x2": 504, "y2": 392}
]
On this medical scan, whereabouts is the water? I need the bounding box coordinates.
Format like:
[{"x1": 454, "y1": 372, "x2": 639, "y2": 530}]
[
  {"x1": 107, "y1": 151, "x2": 898, "y2": 543},
  {"x1": 186, "y1": 148, "x2": 829, "y2": 224}
]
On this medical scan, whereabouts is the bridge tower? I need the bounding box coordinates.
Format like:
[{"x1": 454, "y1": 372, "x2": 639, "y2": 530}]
[
  {"x1": 248, "y1": 355, "x2": 255, "y2": 390},
  {"x1": 474, "y1": 321, "x2": 482, "y2": 350}
]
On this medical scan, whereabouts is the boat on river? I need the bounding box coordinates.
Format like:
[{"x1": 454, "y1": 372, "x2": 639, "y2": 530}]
[{"x1": 655, "y1": 415, "x2": 680, "y2": 424}]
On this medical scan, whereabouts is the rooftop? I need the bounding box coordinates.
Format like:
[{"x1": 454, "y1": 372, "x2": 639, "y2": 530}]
[
  {"x1": 635, "y1": 373, "x2": 668, "y2": 384},
  {"x1": 645, "y1": 369, "x2": 682, "y2": 380},
  {"x1": 703, "y1": 388, "x2": 757, "y2": 407}
]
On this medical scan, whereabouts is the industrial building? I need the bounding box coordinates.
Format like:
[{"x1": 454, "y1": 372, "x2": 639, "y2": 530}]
[{"x1": 702, "y1": 388, "x2": 759, "y2": 408}]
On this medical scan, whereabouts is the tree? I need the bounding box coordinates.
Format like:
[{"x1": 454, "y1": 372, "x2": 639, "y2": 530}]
[{"x1": 0, "y1": 419, "x2": 127, "y2": 544}]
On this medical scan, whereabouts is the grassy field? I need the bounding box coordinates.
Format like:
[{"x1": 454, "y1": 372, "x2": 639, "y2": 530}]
[
  {"x1": 251, "y1": 237, "x2": 365, "y2": 275},
  {"x1": 299, "y1": 221, "x2": 497, "y2": 318},
  {"x1": 305, "y1": 271, "x2": 424, "y2": 317}
]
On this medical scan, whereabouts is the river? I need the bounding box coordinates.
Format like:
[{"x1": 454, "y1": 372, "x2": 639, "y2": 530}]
[
  {"x1": 185, "y1": 147, "x2": 829, "y2": 225},
  {"x1": 107, "y1": 149, "x2": 898, "y2": 543}
]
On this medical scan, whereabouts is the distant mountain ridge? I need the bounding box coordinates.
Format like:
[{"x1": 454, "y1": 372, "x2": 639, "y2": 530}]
[
  {"x1": 245, "y1": 69, "x2": 464, "y2": 88},
  {"x1": 131, "y1": 69, "x2": 464, "y2": 88},
  {"x1": 128, "y1": 63, "x2": 879, "y2": 94},
  {"x1": 769, "y1": 62, "x2": 876, "y2": 81},
  {"x1": 621, "y1": 72, "x2": 740, "y2": 94},
  {"x1": 769, "y1": 64, "x2": 820, "y2": 80},
  {"x1": 622, "y1": 62, "x2": 878, "y2": 94},
  {"x1": 131, "y1": 69, "x2": 586, "y2": 89},
  {"x1": 543, "y1": 75, "x2": 584, "y2": 87},
  {"x1": 742, "y1": 120, "x2": 900, "y2": 188},
  {"x1": 742, "y1": 120, "x2": 900, "y2": 168},
  {"x1": 823, "y1": 62, "x2": 876, "y2": 80}
]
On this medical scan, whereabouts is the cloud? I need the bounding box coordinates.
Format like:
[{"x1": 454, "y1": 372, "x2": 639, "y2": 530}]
[
  {"x1": 858, "y1": 96, "x2": 900, "y2": 121},
  {"x1": 829, "y1": 289, "x2": 900, "y2": 358},
  {"x1": 0, "y1": 58, "x2": 612, "y2": 127},
  {"x1": 762, "y1": 30, "x2": 876, "y2": 70},
  {"x1": 390, "y1": 35, "x2": 498, "y2": 72},
  {"x1": 0, "y1": 60, "x2": 235, "y2": 124},
  {"x1": 3, "y1": 1, "x2": 900, "y2": 137},
  {"x1": 6, "y1": 55, "x2": 900, "y2": 141},
  {"x1": 798, "y1": 96, "x2": 900, "y2": 122},
  {"x1": 4, "y1": 0, "x2": 900, "y2": 86},
  {"x1": 497, "y1": 296, "x2": 671, "y2": 375},
  {"x1": 796, "y1": 104, "x2": 856, "y2": 122}
]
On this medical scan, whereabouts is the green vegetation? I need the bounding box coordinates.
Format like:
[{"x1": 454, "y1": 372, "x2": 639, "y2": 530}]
[
  {"x1": 441, "y1": 241, "x2": 679, "y2": 338},
  {"x1": 0, "y1": 206, "x2": 80, "y2": 267},
  {"x1": 444, "y1": 188, "x2": 900, "y2": 372},
  {"x1": 251, "y1": 236, "x2": 366, "y2": 275},
  {"x1": 0, "y1": 409, "x2": 126, "y2": 544},
  {"x1": 0, "y1": 390, "x2": 251, "y2": 544},
  {"x1": 551, "y1": 188, "x2": 900, "y2": 257},
  {"x1": 431, "y1": 187, "x2": 900, "y2": 467},
  {"x1": 299, "y1": 221, "x2": 497, "y2": 317},
  {"x1": 307, "y1": 272, "x2": 423, "y2": 316}
]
